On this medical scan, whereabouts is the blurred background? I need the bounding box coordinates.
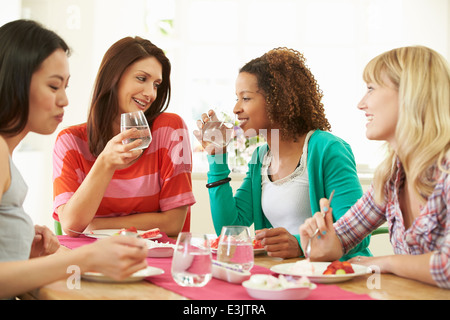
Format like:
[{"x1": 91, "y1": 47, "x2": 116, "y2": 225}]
[{"x1": 2, "y1": 0, "x2": 449, "y2": 235}]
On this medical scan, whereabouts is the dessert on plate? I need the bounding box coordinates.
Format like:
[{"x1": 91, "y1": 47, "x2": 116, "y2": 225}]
[
  {"x1": 323, "y1": 260, "x2": 355, "y2": 275},
  {"x1": 289, "y1": 259, "x2": 315, "y2": 275}
]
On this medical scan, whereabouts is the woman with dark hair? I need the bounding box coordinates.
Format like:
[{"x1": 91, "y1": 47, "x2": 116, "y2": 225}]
[
  {"x1": 53, "y1": 37, "x2": 195, "y2": 237},
  {"x1": 0, "y1": 20, "x2": 147, "y2": 299},
  {"x1": 0, "y1": 19, "x2": 69, "y2": 136},
  {"x1": 195, "y1": 48, "x2": 370, "y2": 259}
]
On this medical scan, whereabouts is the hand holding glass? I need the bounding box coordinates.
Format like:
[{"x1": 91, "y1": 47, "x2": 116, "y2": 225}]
[
  {"x1": 120, "y1": 110, "x2": 152, "y2": 150},
  {"x1": 217, "y1": 226, "x2": 254, "y2": 272},
  {"x1": 201, "y1": 120, "x2": 233, "y2": 148},
  {"x1": 171, "y1": 233, "x2": 212, "y2": 287}
]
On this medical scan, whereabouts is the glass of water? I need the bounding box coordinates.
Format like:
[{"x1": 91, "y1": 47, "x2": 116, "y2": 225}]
[
  {"x1": 201, "y1": 120, "x2": 234, "y2": 148},
  {"x1": 217, "y1": 226, "x2": 254, "y2": 272},
  {"x1": 120, "y1": 110, "x2": 152, "y2": 150},
  {"x1": 171, "y1": 232, "x2": 212, "y2": 287}
]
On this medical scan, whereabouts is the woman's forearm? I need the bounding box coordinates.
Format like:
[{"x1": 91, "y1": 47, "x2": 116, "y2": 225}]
[
  {"x1": 353, "y1": 253, "x2": 437, "y2": 287},
  {"x1": 0, "y1": 248, "x2": 87, "y2": 299},
  {"x1": 0, "y1": 235, "x2": 148, "y2": 298},
  {"x1": 58, "y1": 157, "x2": 115, "y2": 234},
  {"x1": 385, "y1": 253, "x2": 436, "y2": 286},
  {"x1": 88, "y1": 206, "x2": 188, "y2": 236}
]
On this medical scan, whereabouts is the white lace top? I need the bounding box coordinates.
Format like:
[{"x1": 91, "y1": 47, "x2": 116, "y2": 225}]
[{"x1": 260, "y1": 131, "x2": 314, "y2": 234}]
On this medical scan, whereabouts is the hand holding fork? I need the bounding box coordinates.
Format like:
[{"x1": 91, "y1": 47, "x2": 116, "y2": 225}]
[{"x1": 303, "y1": 190, "x2": 336, "y2": 259}]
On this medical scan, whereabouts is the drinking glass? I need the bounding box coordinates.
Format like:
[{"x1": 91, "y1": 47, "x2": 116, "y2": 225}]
[
  {"x1": 120, "y1": 110, "x2": 152, "y2": 150},
  {"x1": 201, "y1": 121, "x2": 233, "y2": 148},
  {"x1": 217, "y1": 226, "x2": 254, "y2": 272},
  {"x1": 171, "y1": 232, "x2": 212, "y2": 287}
]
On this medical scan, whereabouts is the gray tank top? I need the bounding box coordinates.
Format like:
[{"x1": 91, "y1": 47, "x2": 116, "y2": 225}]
[{"x1": 0, "y1": 157, "x2": 34, "y2": 262}]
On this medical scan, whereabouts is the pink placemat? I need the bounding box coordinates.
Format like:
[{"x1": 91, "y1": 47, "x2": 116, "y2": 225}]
[
  {"x1": 58, "y1": 232, "x2": 175, "y2": 249},
  {"x1": 57, "y1": 235, "x2": 374, "y2": 300},
  {"x1": 58, "y1": 234, "x2": 96, "y2": 248},
  {"x1": 144, "y1": 258, "x2": 373, "y2": 300}
]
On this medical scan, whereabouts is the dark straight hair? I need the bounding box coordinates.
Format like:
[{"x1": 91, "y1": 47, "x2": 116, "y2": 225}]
[
  {"x1": 0, "y1": 19, "x2": 70, "y2": 136},
  {"x1": 87, "y1": 36, "x2": 171, "y2": 156}
]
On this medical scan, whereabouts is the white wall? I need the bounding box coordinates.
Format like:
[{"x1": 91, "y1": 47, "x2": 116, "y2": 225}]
[{"x1": 0, "y1": 0, "x2": 21, "y2": 26}]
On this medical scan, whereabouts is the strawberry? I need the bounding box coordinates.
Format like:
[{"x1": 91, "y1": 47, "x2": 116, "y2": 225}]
[
  {"x1": 140, "y1": 228, "x2": 160, "y2": 239},
  {"x1": 252, "y1": 239, "x2": 263, "y2": 249},
  {"x1": 210, "y1": 237, "x2": 220, "y2": 249},
  {"x1": 323, "y1": 260, "x2": 355, "y2": 275}
]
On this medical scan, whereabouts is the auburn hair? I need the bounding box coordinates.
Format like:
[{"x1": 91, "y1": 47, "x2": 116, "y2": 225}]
[{"x1": 87, "y1": 37, "x2": 171, "y2": 156}]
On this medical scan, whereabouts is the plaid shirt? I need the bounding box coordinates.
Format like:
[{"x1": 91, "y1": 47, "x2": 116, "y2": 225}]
[{"x1": 334, "y1": 158, "x2": 449, "y2": 289}]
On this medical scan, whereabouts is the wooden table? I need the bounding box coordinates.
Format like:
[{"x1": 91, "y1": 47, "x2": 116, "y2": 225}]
[{"x1": 19, "y1": 247, "x2": 449, "y2": 300}]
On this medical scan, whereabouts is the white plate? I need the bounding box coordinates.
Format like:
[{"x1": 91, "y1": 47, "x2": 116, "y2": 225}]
[
  {"x1": 82, "y1": 266, "x2": 164, "y2": 283},
  {"x1": 87, "y1": 229, "x2": 162, "y2": 240},
  {"x1": 270, "y1": 262, "x2": 372, "y2": 284}
]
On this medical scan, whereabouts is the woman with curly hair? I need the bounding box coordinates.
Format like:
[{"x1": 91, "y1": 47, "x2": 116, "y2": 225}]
[
  {"x1": 195, "y1": 48, "x2": 370, "y2": 259},
  {"x1": 300, "y1": 46, "x2": 450, "y2": 288}
]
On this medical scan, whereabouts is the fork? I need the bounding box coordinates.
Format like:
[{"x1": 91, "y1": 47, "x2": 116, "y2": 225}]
[{"x1": 304, "y1": 190, "x2": 335, "y2": 259}]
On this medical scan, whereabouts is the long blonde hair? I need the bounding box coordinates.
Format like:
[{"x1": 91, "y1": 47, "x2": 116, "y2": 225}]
[{"x1": 364, "y1": 46, "x2": 450, "y2": 205}]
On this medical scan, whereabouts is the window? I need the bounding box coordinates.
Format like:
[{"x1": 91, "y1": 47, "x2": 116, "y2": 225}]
[
  {"x1": 18, "y1": 0, "x2": 450, "y2": 174},
  {"x1": 143, "y1": 0, "x2": 449, "y2": 172}
]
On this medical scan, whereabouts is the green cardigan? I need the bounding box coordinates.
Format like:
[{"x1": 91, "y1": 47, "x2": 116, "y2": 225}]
[{"x1": 207, "y1": 130, "x2": 371, "y2": 260}]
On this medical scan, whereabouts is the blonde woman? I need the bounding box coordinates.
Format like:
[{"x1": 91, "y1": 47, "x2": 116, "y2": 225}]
[{"x1": 299, "y1": 46, "x2": 450, "y2": 288}]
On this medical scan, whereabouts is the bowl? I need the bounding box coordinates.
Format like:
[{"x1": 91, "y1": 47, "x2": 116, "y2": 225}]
[{"x1": 242, "y1": 274, "x2": 316, "y2": 300}]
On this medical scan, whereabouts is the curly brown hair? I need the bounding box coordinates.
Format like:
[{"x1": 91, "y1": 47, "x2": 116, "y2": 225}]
[{"x1": 239, "y1": 47, "x2": 331, "y2": 140}]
